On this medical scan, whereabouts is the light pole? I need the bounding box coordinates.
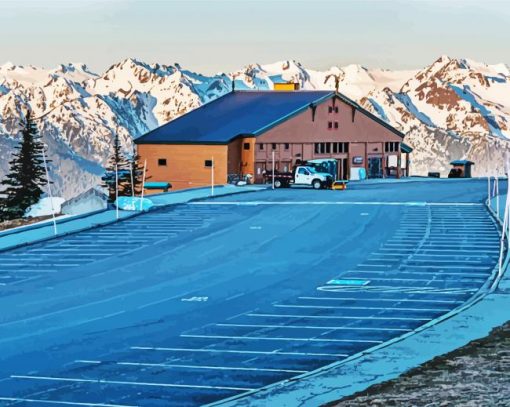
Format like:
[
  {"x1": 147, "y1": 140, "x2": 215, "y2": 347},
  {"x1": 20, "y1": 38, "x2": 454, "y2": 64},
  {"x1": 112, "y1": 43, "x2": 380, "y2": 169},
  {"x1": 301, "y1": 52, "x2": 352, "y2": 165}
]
[
  {"x1": 272, "y1": 150, "x2": 275, "y2": 190},
  {"x1": 211, "y1": 157, "x2": 215, "y2": 196},
  {"x1": 42, "y1": 148, "x2": 57, "y2": 236}
]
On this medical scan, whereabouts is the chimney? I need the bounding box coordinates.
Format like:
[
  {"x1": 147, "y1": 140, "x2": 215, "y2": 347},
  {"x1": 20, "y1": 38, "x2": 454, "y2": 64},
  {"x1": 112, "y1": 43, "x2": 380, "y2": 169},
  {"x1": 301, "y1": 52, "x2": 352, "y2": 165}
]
[{"x1": 273, "y1": 82, "x2": 300, "y2": 91}]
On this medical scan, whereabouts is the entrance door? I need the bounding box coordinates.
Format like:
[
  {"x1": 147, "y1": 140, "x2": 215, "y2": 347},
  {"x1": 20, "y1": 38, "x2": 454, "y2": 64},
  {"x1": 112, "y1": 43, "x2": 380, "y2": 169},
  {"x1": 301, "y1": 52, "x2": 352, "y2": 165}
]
[
  {"x1": 368, "y1": 157, "x2": 383, "y2": 178},
  {"x1": 255, "y1": 162, "x2": 265, "y2": 184},
  {"x1": 337, "y1": 158, "x2": 349, "y2": 180}
]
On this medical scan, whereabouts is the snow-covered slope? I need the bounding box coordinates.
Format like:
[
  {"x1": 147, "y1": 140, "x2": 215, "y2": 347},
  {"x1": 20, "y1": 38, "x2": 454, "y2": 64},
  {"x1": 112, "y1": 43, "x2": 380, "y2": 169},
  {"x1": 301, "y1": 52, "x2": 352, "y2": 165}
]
[{"x1": 1, "y1": 56, "x2": 509, "y2": 198}]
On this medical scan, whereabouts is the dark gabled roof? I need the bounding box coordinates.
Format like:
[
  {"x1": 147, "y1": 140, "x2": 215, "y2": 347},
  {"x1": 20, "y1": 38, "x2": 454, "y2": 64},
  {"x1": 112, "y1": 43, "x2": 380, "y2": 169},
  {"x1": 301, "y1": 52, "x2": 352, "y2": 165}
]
[
  {"x1": 135, "y1": 91, "x2": 333, "y2": 144},
  {"x1": 450, "y1": 160, "x2": 475, "y2": 166},
  {"x1": 135, "y1": 90, "x2": 405, "y2": 145}
]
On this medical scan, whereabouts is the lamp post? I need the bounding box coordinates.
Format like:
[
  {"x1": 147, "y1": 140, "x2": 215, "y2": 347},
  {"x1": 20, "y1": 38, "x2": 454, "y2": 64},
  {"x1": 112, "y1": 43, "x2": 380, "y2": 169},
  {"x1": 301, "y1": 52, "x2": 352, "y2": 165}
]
[
  {"x1": 211, "y1": 157, "x2": 215, "y2": 196},
  {"x1": 42, "y1": 148, "x2": 57, "y2": 236}
]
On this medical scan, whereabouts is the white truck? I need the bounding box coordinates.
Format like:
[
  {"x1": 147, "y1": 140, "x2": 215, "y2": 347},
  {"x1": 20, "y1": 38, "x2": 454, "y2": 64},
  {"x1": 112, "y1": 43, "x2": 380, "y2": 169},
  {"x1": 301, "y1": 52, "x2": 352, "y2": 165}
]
[{"x1": 264, "y1": 165, "x2": 333, "y2": 189}]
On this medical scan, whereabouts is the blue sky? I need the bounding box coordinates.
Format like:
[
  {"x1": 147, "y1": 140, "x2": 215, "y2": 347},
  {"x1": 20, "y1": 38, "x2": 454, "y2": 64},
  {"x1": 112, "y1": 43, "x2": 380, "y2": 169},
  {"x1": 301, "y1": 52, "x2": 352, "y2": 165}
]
[{"x1": 0, "y1": 0, "x2": 508, "y2": 74}]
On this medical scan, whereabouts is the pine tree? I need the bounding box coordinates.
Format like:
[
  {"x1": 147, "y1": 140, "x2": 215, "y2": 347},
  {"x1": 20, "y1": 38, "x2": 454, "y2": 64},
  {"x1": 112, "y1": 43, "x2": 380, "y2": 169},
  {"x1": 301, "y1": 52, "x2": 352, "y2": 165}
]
[
  {"x1": 0, "y1": 111, "x2": 48, "y2": 221},
  {"x1": 101, "y1": 133, "x2": 129, "y2": 202},
  {"x1": 123, "y1": 145, "x2": 149, "y2": 197}
]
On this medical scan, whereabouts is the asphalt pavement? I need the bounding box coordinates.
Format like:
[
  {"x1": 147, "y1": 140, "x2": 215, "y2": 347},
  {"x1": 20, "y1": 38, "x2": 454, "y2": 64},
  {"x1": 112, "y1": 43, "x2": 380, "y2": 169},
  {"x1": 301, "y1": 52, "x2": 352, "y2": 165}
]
[{"x1": 0, "y1": 179, "x2": 502, "y2": 406}]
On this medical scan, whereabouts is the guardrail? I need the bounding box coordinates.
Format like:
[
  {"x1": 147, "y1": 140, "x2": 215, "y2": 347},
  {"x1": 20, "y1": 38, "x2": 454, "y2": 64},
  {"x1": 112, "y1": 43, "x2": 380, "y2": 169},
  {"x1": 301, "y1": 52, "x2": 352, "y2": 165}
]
[{"x1": 486, "y1": 176, "x2": 508, "y2": 285}]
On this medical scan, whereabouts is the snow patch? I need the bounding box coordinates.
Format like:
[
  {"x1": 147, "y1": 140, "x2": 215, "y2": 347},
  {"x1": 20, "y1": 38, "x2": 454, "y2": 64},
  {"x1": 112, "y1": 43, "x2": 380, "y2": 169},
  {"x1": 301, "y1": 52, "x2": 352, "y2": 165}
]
[{"x1": 25, "y1": 197, "x2": 65, "y2": 217}]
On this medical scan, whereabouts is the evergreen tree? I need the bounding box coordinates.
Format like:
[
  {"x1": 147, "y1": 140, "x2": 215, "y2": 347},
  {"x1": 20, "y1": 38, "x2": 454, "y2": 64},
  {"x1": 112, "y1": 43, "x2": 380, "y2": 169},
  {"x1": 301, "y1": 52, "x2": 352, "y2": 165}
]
[
  {"x1": 0, "y1": 111, "x2": 48, "y2": 221},
  {"x1": 123, "y1": 145, "x2": 149, "y2": 197},
  {"x1": 101, "y1": 132, "x2": 129, "y2": 202}
]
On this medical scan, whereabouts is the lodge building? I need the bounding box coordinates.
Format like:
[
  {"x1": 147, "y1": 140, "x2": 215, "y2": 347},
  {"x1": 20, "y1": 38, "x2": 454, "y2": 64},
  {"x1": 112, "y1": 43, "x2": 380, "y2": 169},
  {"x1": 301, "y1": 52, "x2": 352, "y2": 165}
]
[{"x1": 135, "y1": 89, "x2": 412, "y2": 191}]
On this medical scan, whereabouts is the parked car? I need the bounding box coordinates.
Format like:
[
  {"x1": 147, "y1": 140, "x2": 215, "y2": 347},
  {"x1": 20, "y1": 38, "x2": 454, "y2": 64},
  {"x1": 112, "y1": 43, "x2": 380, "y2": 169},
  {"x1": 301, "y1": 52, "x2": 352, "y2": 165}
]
[{"x1": 264, "y1": 166, "x2": 333, "y2": 189}]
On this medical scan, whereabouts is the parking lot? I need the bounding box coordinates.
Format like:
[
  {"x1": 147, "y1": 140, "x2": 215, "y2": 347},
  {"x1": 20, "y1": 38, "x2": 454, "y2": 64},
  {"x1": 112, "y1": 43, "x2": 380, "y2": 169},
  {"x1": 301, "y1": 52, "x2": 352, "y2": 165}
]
[{"x1": 0, "y1": 179, "x2": 502, "y2": 406}]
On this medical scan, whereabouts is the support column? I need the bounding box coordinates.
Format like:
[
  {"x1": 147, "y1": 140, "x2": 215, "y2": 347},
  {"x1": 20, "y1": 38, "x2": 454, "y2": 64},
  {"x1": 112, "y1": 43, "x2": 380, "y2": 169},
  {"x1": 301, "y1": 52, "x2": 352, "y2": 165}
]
[
  {"x1": 406, "y1": 153, "x2": 410, "y2": 177},
  {"x1": 397, "y1": 152, "x2": 402, "y2": 179}
]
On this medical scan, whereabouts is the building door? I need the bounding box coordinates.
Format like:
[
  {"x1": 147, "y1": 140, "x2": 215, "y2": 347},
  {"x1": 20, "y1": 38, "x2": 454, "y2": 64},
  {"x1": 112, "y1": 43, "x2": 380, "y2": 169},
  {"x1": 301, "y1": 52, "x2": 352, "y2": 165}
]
[
  {"x1": 368, "y1": 157, "x2": 383, "y2": 178},
  {"x1": 337, "y1": 158, "x2": 349, "y2": 180},
  {"x1": 255, "y1": 162, "x2": 265, "y2": 184},
  {"x1": 281, "y1": 161, "x2": 291, "y2": 173}
]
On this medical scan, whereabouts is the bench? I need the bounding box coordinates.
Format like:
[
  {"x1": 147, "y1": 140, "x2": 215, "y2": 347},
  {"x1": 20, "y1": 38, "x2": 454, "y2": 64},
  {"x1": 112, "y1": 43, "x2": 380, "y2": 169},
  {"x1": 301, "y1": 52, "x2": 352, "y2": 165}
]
[{"x1": 143, "y1": 182, "x2": 172, "y2": 193}]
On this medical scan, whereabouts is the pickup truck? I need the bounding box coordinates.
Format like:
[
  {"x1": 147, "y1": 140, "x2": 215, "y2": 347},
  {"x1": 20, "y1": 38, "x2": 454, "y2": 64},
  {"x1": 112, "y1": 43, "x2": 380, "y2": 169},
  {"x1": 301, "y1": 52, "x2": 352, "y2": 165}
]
[{"x1": 265, "y1": 166, "x2": 333, "y2": 189}]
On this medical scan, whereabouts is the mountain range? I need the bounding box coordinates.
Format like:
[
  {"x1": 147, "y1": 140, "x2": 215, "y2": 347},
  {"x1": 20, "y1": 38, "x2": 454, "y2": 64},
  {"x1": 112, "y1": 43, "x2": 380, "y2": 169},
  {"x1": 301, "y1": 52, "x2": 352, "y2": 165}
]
[{"x1": 1, "y1": 55, "x2": 509, "y2": 199}]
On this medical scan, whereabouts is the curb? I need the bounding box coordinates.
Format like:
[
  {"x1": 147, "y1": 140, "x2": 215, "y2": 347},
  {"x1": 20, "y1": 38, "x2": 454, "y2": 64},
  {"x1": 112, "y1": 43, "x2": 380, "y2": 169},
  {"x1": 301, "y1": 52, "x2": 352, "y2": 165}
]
[
  {"x1": 0, "y1": 186, "x2": 265, "y2": 254},
  {"x1": 208, "y1": 198, "x2": 508, "y2": 407}
]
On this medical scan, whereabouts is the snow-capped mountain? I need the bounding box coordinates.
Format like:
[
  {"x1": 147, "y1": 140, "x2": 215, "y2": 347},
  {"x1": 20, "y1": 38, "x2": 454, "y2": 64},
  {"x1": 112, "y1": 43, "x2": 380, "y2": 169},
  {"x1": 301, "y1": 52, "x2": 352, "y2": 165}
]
[{"x1": 0, "y1": 56, "x2": 509, "y2": 199}]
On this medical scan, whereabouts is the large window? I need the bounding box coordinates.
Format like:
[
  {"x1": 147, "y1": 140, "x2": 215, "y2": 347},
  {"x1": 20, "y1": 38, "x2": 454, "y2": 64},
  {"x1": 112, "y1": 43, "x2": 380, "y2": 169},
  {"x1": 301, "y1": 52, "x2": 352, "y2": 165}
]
[
  {"x1": 315, "y1": 142, "x2": 349, "y2": 155},
  {"x1": 332, "y1": 142, "x2": 348, "y2": 153},
  {"x1": 243, "y1": 142, "x2": 250, "y2": 150},
  {"x1": 385, "y1": 142, "x2": 399, "y2": 153}
]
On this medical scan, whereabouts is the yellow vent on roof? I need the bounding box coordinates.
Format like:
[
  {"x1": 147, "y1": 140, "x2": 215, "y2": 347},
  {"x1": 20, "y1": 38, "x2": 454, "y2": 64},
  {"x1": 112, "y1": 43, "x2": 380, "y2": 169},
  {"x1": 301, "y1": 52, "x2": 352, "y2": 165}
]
[{"x1": 273, "y1": 82, "x2": 300, "y2": 91}]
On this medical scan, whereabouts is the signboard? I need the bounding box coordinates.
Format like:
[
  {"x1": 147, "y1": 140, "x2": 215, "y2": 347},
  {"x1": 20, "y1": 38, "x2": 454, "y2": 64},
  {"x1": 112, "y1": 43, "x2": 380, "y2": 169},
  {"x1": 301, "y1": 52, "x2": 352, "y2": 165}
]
[{"x1": 352, "y1": 156, "x2": 363, "y2": 165}]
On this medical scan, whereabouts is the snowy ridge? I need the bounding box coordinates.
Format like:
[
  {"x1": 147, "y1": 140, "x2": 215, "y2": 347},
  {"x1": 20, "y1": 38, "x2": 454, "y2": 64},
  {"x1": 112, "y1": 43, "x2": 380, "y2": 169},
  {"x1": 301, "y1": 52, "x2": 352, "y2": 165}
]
[{"x1": 0, "y1": 56, "x2": 509, "y2": 198}]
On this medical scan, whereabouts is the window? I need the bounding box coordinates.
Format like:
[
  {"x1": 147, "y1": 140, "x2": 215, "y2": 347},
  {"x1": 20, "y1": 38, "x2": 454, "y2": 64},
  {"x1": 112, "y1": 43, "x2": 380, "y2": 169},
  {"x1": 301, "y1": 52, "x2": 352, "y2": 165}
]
[
  {"x1": 284, "y1": 143, "x2": 290, "y2": 150},
  {"x1": 243, "y1": 143, "x2": 250, "y2": 150},
  {"x1": 204, "y1": 159, "x2": 213, "y2": 167},
  {"x1": 331, "y1": 142, "x2": 349, "y2": 154},
  {"x1": 158, "y1": 158, "x2": 167, "y2": 166},
  {"x1": 328, "y1": 106, "x2": 333, "y2": 113},
  {"x1": 385, "y1": 142, "x2": 399, "y2": 153},
  {"x1": 334, "y1": 121, "x2": 339, "y2": 129},
  {"x1": 259, "y1": 143, "x2": 264, "y2": 150},
  {"x1": 314, "y1": 142, "x2": 332, "y2": 155},
  {"x1": 328, "y1": 121, "x2": 333, "y2": 129},
  {"x1": 272, "y1": 143, "x2": 277, "y2": 150},
  {"x1": 298, "y1": 168, "x2": 310, "y2": 175},
  {"x1": 335, "y1": 106, "x2": 339, "y2": 113}
]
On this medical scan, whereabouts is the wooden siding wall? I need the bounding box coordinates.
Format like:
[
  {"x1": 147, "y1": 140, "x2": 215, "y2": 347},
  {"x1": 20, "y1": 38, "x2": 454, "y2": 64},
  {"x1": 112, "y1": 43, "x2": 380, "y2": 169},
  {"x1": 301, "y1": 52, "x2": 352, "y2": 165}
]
[{"x1": 137, "y1": 144, "x2": 228, "y2": 192}]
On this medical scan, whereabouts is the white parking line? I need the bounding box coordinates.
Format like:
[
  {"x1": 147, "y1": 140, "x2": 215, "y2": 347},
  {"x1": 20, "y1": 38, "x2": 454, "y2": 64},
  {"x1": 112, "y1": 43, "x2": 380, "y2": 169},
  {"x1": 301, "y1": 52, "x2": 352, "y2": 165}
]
[
  {"x1": 180, "y1": 334, "x2": 382, "y2": 344},
  {"x1": 383, "y1": 243, "x2": 497, "y2": 249},
  {"x1": 190, "y1": 201, "x2": 483, "y2": 206},
  {"x1": 357, "y1": 264, "x2": 392, "y2": 268},
  {"x1": 366, "y1": 258, "x2": 491, "y2": 266},
  {"x1": 364, "y1": 258, "x2": 488, "y2": 264},
  {"x1": 274, "y1": 304, "x2": 449, "y2": 312},
  {"x1": 390, "y1": 236, "x2": 498, "y2": 241},
  {"x1": 347, "y1": 269, "x2": 489, "y2": 277},
  {"x1": 378, "y1": 248, "x2": 499, "y2": 253},
  {"x1": 386, "y1": 238, "x2": 498, "y2": 243},
  {"x1": 299, "y1": 296, "x2": 463, "y2": 304},
  {"x1": 247, "y1": 312, "x2": 431, "y2": 321},
  {"x1": 74, "y1": 359, "x2": 306, "y2": 374},
  {"x1": 216, "y1": 323, "x2": 411, "y2": 332},
  {"x1": 371, "y1": 252, "x2": 497, "y2": 258},
  {"x1": 0, "y1": 397, "x2": 135, "y2": 407},
  {"x1": 130, "y1": 346, "x2": 348, "y2": 357},
  {"x1": 1, "y1": 269, "x2": 58, "y2": 273},
  {"x1": 398, "y1": 264, "x2": 492, "y2": 270},
  {"x1": 11, "y1": 374, "x2": 254, "y2": 392},
  {"x1": 343, "y1": 276, "x2": 484, "y2": 283}
]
